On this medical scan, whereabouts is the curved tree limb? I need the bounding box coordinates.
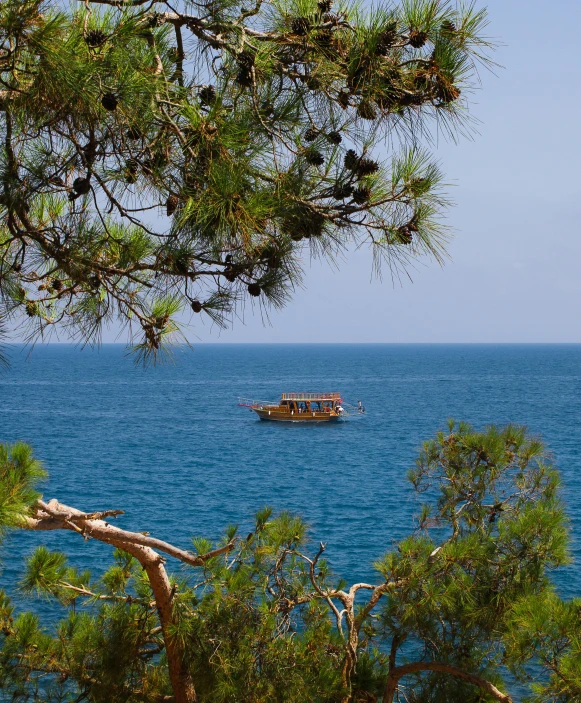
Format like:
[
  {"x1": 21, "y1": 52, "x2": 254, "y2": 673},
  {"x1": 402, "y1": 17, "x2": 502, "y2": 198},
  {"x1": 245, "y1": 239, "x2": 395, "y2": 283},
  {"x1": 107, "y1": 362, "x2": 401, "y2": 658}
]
[
  {"x1": 382, "y1": 661, "x2": 513, "y2": 703},
  {"x1": 22, "y1": 497, "x2": 236, "y2": 703},
  {"x1": 32, "y1": 499, "x2": 234, "y2": 567}
]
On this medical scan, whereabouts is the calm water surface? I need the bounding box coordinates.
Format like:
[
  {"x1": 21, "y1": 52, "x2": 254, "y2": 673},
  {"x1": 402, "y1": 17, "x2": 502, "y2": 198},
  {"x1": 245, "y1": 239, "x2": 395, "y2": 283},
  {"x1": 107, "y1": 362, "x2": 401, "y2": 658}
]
[{"x1": 1, "y1": 344, "x2": 581, "y2": 606}]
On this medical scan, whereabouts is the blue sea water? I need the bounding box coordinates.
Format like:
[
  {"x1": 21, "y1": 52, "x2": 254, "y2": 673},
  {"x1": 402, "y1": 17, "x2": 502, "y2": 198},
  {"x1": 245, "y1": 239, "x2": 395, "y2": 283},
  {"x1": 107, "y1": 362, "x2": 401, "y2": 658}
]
[{"x1": 1, "y1": 343, "x2": 581, "y2": 609}]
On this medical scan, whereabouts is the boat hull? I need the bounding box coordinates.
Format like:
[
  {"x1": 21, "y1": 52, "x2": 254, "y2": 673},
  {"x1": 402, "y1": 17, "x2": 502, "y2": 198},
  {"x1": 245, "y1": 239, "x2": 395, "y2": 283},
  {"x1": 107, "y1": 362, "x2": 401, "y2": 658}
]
[{"x1": 253, "y1": 408, "x2": 339, "y2": 422}]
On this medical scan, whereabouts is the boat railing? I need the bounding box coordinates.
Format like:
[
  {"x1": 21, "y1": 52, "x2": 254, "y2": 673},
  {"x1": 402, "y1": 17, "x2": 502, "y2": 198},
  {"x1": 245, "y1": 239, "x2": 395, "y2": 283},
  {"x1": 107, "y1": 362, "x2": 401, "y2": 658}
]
[
  {"x1": 281, "y1": 392, "x2": 342, "y2": 401},
  {"x1": 238, "y1": 397, "x2": 275, "y2": 408}
]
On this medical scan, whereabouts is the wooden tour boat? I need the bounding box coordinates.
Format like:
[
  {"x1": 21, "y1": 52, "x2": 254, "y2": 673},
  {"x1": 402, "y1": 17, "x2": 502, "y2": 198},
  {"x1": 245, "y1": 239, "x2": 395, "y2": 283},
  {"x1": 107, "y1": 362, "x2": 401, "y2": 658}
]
[{"x1": 239, "y1": 392, "x2": 345, "y2": 422}]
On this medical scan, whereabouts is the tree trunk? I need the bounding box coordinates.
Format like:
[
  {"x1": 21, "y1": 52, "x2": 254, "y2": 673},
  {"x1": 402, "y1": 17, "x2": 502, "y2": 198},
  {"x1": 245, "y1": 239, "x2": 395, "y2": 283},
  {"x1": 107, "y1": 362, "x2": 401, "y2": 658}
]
[
  {"x1": 340, "y1": 601, "x2": 359, "y2": 703},
  {"x1": 129, "y1": 544, "x2": 197, "y2": 703},
  {"x1": 25, "y1": 499, "x2": 197, "y2": 703}
]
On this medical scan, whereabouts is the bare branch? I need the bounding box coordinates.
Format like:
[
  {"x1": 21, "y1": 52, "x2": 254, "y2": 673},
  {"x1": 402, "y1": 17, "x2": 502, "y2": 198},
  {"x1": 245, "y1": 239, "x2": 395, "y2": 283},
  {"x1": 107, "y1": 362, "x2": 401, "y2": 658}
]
[
  {"x1": 24, "y1": 498, "x2": 198, "y2": 703},
  {"x1": 31, "y1": 499, "x2": 235, "y2": 567}
]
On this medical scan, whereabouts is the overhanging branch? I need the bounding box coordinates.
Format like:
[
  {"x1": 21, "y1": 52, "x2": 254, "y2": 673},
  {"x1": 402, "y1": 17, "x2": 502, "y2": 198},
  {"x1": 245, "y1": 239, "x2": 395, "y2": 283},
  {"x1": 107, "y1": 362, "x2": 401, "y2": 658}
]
[{"x1": 382, "y1": 661, "x2": 513, "y2": 703}]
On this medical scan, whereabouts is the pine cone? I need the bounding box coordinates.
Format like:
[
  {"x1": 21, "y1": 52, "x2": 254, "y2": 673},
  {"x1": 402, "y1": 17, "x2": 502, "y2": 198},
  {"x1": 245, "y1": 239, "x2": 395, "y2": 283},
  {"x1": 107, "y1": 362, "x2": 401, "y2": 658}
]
[
  {"x1": 259, "y1": 244, "x2": 280, "y2": 266},
  {"x1": 199, "y1": 85, "x2": 216, "y2": 105},
  {"x1": 224, "y1": 267, "x2": 237, "y2": 283},
  {"x1": 266, "y1": 254, "x2": 280, "y2": 269},
  {"x1": 352, "y1": 186, "x2": 371, "y2": 204},
  {"x1": 236, "y1": 69, "x2": 253, "y2": 87},
  {"x1": 357, "y1": 100, "x2": 377, "y2": 120},
  {"x1": 154, "y1": 314, "x2": 169, "y2": 330},
  {"x1": 25, "y1": 301, "x2": 37, "y2": 317},
  {"x1": 304, "y1": 128, "x2": 319, "y2": 142},
  {"x1": 248, "y1": 283, "x2": 261, "y2": 297},
  {"x1": 237, "y1": 50, "x2": 255, "y2": 69},
  {"x1": 440, "y1": 20, "x2": 456, "y2": 34},
  {"x1": 355, "y1": 157, "x2": 379, "y2": 178},
  {"x1": 291, "y1": 17, "x2": 311, "y2": 35},
  {"x1": 376, "y1": 24, "x2": 397, "y2": 55},
  {"x1": 191, "y1": 299, "x2": 203, "y2": 313},
  {"x1": 174, "y1": 257, "x2": 189, "y2": 275},
  {"x1": 332, "y1": 183, "x2": 353, "y2": 200},
  {"x1": 73, "y1": 177, "x2": 91, "y2": 195},
  {"x1": 317, "y1": 0, "x2": 332, "y2": 13},
  {"x1": 326, "y1": 131, "x2": 342, "y2": 144},
  {"x1": 84, "y1": 29, "x2": 107, "y2": 48},
  {"x1": 101, "y1": 93, "x2": 118, "y2": 111},
  {"x1": 344, "y1": 149, "x2": 359, "y2": 171},
  {"x1": 235, "y1": 52, "x2": 255, "y2": 86},
  {"x1": 305, "y1": 150, "x2": 325, "y2": 166},
  {"x1": 315, "y1": 30, "x2": 334, "y2": 49},
  {"x1": 435, "y1": 81, "x2": 461, "y2": 102},
  {"x1": 51, "y1": 278, "x2": 63, "y2": 292},
  {"x1": 283, "y1": 206, "x2": 325, "y2": 239},
  {"x1": 397, "y1": 225, "x2": 413, "y2": 244},
  {"x1": 408, "y1": 30, "x2": 428, "y2": 48},
  {"x1": 166, "y1": 194, "x2": 179, "y2": 216}
]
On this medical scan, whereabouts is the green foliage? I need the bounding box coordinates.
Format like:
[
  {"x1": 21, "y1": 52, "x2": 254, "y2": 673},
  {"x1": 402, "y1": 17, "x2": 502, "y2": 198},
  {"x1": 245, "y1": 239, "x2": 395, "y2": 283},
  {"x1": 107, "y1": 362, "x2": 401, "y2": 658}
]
[
  {"x1": 504, "y1": 591, "x2": 581, "y2": 702},
  {"x1": 1, "y1": 425, "x2": 580, "y2": 702},
  {"x1": 373, "y1": 422, "x2": 571, "y2": 702},
  {"x1": 0, "y1": 0, "x2": 494, "y2": 362},
  {"x1": 0, "y1": 442, "x2": 46, "y2": 536}
]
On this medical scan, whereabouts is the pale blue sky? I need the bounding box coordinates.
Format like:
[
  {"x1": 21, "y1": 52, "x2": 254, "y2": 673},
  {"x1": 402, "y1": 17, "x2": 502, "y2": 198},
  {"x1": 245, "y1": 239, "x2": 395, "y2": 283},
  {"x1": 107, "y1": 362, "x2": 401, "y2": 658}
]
[
  {"x1": 51, "y1": 2, "x2": 581, "y2": 343},
  {"x1": 179, "y1": 0, "x2": 581, "y2": 343}
]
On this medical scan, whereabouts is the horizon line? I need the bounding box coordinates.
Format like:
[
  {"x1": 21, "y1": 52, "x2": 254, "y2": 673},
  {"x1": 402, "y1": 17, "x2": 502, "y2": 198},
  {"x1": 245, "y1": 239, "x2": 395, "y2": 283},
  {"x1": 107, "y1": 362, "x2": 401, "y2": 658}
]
[{"x1": 5, "y1": 342, "x2": 581, "y2": 347}]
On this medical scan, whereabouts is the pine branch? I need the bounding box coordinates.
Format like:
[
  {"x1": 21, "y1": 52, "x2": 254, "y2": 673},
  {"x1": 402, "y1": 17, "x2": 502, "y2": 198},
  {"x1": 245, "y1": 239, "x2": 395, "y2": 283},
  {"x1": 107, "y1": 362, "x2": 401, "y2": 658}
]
[
  {"x1": 0, "y1": 0, "x2": 494, "y2": 360},
  {"x1": 382, "y1": 661, "x2": 513, "y2": 703},
  {"x1": 31, "y1": 499, "x2": 235, "y2": 568}
]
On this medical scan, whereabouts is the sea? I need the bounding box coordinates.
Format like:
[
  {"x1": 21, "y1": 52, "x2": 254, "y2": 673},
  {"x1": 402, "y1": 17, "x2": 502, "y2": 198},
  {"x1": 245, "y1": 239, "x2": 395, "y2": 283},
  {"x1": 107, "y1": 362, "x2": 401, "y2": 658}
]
[{"x1": 1, "y1": 343, "x2": 581, "y2": 616}]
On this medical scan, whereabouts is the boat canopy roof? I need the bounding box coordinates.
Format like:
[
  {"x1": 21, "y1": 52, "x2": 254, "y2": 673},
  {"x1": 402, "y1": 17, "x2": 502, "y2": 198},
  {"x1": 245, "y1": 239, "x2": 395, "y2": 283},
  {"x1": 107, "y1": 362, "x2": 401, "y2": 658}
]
[{"x1": 281, "y1": 392, "x2": 341, "y2": 402}]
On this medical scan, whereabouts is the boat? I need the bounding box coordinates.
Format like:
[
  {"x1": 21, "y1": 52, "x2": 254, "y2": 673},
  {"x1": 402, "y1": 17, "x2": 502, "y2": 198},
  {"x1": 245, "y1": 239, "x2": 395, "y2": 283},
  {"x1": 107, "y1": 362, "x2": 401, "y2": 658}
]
[{"x1": 238, "y1": 392, "x2": 345, "y2": 422}]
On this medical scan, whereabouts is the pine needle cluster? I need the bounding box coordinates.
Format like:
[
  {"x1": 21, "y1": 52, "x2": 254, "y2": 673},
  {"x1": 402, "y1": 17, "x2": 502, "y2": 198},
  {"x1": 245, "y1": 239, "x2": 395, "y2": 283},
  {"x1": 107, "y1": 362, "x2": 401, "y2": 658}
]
[{"x1": 0, "y1": 0, "x2": 494, "y2": 361}]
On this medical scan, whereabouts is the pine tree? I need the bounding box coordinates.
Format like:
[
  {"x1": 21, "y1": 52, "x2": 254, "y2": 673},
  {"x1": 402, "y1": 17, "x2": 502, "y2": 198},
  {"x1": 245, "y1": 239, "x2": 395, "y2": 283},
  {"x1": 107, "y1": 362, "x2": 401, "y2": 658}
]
[
  {"x1": 0, "y1": 0, "x2": 493, "y2": 362},
  {"x1": 0, "y1": 423, "x2": 577, "y2": 703}
]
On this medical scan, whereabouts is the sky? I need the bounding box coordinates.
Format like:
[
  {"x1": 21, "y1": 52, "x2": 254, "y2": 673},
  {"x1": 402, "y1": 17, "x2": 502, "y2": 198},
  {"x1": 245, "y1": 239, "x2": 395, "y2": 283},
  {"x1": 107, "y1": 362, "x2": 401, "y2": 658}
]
[
  {"x1": 182, "y1": 0, "x2": 581, "y2": 343},
  {"x1": 40, "y1": 1, "x2": 581, "y2": 344}
]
